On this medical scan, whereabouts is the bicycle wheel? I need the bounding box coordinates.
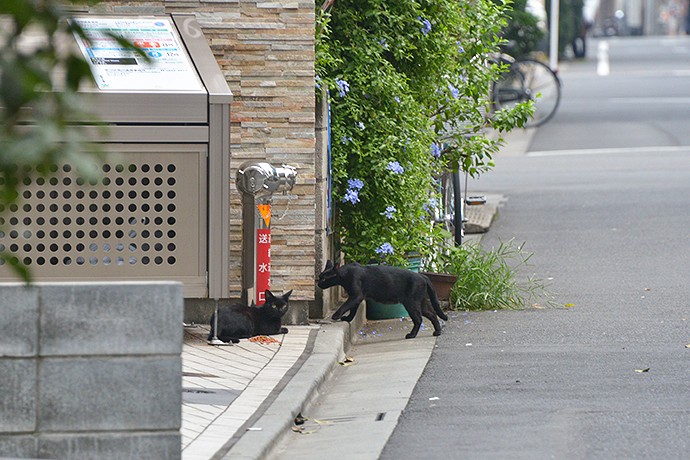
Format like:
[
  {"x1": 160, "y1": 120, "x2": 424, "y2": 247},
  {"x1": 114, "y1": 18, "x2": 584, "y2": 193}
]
[
  {"x1": 493, "y1": 59, "x2": 561, "y2": 128},
  {"x1": 441, "y1": 170, "x2": 463, "y2": 246}
]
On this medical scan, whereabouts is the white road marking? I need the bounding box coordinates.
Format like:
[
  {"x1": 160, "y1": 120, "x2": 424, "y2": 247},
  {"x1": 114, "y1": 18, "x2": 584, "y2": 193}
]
[
  {"x1": 527, "y1": 145, "x2": 690, "y2": 157},
  {"x1": 597, "y1": 41, "x2": 610, "y2": 76},
  {"x1": 608, "y1": 97, "x2": 690, "y2": 104}
]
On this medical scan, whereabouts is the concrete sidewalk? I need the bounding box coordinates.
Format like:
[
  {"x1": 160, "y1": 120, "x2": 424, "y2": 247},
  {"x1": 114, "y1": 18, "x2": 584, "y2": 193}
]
[
  {"x1": 181, "y1": 316, "x2": 435, "y2": 460},
  {"x1": 181, "y1": 322, "x2": 336, "y2": 460}
]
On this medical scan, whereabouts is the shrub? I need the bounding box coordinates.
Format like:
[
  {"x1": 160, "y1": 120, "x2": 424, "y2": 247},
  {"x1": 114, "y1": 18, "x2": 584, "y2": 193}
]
[{"x1": 316, "y1": 0, "x2": 532, "y2": 266}]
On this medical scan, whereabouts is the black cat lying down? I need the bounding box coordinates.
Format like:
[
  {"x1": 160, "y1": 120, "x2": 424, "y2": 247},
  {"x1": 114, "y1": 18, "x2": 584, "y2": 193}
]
[
  {"x1": 207, "y1": 289, "x2": 292, "y2": 343},
  {"x1": 317, "y1": 261, "x2": 448, "y2": 338}
]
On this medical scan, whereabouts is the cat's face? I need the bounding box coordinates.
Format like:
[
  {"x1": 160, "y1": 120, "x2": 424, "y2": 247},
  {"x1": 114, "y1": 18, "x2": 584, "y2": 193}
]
[
  {"x1": 317, "y1": 260, "x2": 339, "y2": 289},
  {"x1": 262, "y1": 289, "x2": 291, "y2": 318}
]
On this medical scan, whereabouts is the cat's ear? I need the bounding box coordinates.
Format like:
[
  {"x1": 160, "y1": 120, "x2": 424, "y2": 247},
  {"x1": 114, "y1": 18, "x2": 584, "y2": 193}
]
[
  {"x1": 265, "y1": 289, "x2": 275, "y2": 302},
  {"x1": 250, "y1": 300, "x2": 256, "y2": 308},
  {"x1": 282, "y1": 290, "x2": 293, "y2": 300},
  {"x1": 325, "y1": 260, "x2": 334, "y2": 271}
]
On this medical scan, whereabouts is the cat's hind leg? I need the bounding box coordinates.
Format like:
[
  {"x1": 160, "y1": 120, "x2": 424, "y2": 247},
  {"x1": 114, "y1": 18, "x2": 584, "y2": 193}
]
[
  {"x1": 425, "y1": 280, "x2": 448, "y2": 321},
  {"x1": 422, "y1": 303, "x2": 443, "y2": 336},
  {"x1": 402, "y1": 302, "x2": 424, "y2": 339}
]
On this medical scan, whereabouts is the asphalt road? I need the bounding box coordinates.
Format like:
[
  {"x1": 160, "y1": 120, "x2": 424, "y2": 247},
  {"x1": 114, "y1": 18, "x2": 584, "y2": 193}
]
[{"x1": 381, "y1": 36, "x2": 690, "y2": 459}]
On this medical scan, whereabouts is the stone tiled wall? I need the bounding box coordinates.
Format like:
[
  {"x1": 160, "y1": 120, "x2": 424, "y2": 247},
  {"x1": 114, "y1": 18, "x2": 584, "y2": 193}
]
[{"x1": 78, "y1": 1, "x2": 317, "y2": 306}]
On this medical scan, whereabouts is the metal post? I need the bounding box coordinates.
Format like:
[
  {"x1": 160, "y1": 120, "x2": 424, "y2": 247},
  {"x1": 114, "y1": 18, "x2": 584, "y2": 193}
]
[
  {"x1": 549, "y1": 0, "x2": 560, "y2": 71},
  {"x1": 208, "y1": 298, "x2": 230, "y2": 346}
]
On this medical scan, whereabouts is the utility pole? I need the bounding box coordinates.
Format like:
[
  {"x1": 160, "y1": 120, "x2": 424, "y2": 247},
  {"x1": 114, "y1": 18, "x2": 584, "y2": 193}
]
[{"x1": 550, "y1": 0, "x2": 560, "y2": 71}]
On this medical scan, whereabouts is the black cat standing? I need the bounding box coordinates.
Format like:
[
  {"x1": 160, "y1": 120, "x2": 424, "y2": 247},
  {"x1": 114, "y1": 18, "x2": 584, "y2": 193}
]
[
  {"x1": 208, "y1": 289, "x2": 292, "y2": 343},
  {"x1": 317, "y1": 261, "x2": 448, "y2": 338}
]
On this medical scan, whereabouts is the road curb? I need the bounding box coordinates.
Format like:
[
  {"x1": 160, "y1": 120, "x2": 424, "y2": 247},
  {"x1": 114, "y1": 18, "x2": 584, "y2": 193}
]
[{"x1": 222, "y1": 319, "x2": 358, "y2": 459}]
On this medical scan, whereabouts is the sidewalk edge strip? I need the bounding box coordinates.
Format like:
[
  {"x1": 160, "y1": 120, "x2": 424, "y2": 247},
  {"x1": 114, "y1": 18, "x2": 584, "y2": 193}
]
[{"x1": 219, "y1": 322, "x2": 349, "y2": 460}]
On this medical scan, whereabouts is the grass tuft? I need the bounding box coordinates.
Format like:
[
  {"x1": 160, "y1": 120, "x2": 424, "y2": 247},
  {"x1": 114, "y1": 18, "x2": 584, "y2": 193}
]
[{"x1": 446, "y1": 239, "x2": 555, "y2": 311}]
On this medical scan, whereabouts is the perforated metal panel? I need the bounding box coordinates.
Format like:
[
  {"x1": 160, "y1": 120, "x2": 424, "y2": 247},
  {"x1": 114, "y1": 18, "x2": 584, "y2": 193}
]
[{"x1": 0, "y1": 144, "x2": 208, "y2": 296}]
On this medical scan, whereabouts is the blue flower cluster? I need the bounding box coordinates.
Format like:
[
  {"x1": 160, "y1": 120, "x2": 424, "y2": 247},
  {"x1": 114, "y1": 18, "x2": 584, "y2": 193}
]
[
  {"x1": 383, "y1": 206, "x2": 396, "y2": 219},
  {"x1": 342, "y1": 189, "x2": 359, "y2": 204},
  {"x1": 342, "y1": 178, "x2": 364, "y2": 204},
  {"x1": 348, "y1": 178, "x2": 364, "y2": 190},
  {"x1": 375, "y1": 242, "x2": 394, "y2": 256},
  {"x1": 423, "y1": 197, "x2": 438, "y2": 213},
  {"x1": 336, "y1": 78, "x2": 350, "y2": 97},
  {"x1": 430, "y1": 143, "x2": 441, "y2": 158},
  {"x1": 448, "y1": 83, "x2": 460, "y2": 99},
  {"x1": 418, "y1": 17, "x2": 432, "y2": 35},
  {"x1": 386, "y1": 161, "x2": 404, "y2": 174}
]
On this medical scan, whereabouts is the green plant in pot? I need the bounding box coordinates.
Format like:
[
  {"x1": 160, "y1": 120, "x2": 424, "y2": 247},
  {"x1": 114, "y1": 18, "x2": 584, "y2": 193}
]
[{"x1": 419, "y1": 226, "x2": 460, "y2": 301}]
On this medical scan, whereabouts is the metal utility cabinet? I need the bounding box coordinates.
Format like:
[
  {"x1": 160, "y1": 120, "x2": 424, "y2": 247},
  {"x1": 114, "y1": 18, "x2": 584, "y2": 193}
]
[{"x1": 0, "y1": 15, "x2": 232, "y2": 298}]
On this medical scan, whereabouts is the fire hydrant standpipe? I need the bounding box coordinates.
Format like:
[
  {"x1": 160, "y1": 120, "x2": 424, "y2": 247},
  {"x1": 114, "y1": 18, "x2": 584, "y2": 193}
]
[{"x1": 236, "y1": 161, "x2": 297, "y2": 306}]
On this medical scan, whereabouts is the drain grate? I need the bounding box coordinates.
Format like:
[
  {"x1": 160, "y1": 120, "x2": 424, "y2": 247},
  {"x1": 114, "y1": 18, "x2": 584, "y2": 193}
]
[
  {"x1": 292, "y1": 412, "x2": 389, "y2": 435},
  {"x1": 303, "y1": 413, "x2": 387, "y2": 425},
  {"x1": 183, "y1": 372, "x2": 219, "y2": 378},
  {"x1": 182, "y1": 387, "x2": 240, "y2": 405}
]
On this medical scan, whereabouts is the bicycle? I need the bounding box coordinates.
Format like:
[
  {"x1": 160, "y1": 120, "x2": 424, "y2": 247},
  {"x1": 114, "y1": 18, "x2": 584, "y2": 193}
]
[
  {"x1": 491, "y1": 54, "x2": 561, "y2": 128},
  {"x1": 432, "y1": 54, "x2": 559, "y2": 245},
  {"x1": 433, "y1": 165, "x2": 485, "y2": 247}
]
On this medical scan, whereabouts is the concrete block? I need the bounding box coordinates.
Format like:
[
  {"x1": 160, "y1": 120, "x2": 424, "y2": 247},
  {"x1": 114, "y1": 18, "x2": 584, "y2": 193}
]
[
  {"x1": 39, "y1": 356, "x2": 181, "y2": 432},
  {"x1": 0, "y1": 359, "x2": 36, "y2": 432},
  {"x1": 0, "y1": 435, "x2": 37, "y2": 458},
  {"x1": 0, "y1": 284, "x2": 39, "y2": 357},
  {"x1": 183, "y1": 297, "x2": 216, "y2": 325},
  {"x1": 38, "y1": 433, "x2": 180, "y2": 460},
  {"x1": 39, "y1": 282, "x2": 183, "y2": 356}
]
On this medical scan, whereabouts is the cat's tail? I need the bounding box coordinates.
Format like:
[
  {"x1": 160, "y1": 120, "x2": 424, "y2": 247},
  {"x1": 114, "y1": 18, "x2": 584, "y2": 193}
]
[{"x1": 425, "y1": 279, "x2": 448, "y2": 321}]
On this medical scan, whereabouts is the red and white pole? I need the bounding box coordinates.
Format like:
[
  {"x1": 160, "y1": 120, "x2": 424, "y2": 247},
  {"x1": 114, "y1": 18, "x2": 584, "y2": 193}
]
[{"x1": 255, "y1": 202, "x2": 272, "y2": 304}]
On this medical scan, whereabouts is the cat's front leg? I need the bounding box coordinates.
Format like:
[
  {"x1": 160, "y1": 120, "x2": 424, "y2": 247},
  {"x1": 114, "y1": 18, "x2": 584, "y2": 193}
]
[
  {"x1": 331, "y1": 296, "x2": 362, "y2": 321},
  {"x1": 341, "y1": 305, "x2": 359, "y2": 322}
]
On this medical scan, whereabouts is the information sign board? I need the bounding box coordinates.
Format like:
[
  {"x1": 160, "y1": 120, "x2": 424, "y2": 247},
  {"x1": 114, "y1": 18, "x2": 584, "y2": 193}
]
[{"x1": 72, "y1": 17, "x2": 204, "y2": 92}]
